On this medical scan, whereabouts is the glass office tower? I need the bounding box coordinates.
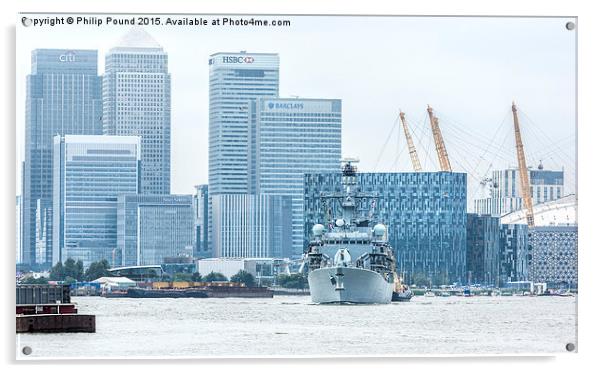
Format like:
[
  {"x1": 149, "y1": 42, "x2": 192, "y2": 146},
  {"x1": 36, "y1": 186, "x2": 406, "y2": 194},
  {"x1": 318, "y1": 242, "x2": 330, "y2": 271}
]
[
  {"x1": 208, "y1": 52, "x2": 279, "y2": 195},
  {"x1": 248, "y1": 98, "x2": 341, "y2": 257},
  {"x1": 117, "y1": 194, "x2": 194, "y2": 266},
  {"x1": 103, "y1": 28, "x2": 171, "y2": 195},
  {"x1": 305, "y1": 172, "x2": 468, "y2": 284},
  {"x1": 22, "y1": 49, "x2": 102, "y2": 266},
  {"x1": 52, "y1": 135, "x2": 140, "y2": 267}
]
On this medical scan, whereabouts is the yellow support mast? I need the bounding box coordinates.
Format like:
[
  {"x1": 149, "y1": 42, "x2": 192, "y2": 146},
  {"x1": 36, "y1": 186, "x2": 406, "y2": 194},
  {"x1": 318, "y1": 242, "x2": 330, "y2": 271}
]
[
  {"x1": 427, "y1": 105, "x2": 452, "y2": 172},
  {"x1": 399, "y1": 111, "x2": 422, "y2": 172},
  {"x1": 511, "y1": 101, "x2": 535, "y2": 227}
]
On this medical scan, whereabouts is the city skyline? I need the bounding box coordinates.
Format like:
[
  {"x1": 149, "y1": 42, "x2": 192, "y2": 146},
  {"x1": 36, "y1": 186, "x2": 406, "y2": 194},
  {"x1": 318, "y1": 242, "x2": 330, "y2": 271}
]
[{"x1": 16, "y1": 16, "x2": 577, "y2": 203}]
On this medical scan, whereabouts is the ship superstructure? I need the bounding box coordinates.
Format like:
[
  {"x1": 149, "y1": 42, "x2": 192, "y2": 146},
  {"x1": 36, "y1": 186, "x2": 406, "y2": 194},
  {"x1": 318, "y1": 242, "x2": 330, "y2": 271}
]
[{"x1": 303, "y1": 159, "x2": 397, "y2": 304}]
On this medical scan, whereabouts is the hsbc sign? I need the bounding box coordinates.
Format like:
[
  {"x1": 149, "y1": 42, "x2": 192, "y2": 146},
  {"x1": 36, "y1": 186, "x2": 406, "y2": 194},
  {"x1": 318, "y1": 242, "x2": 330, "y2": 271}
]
[{"x1": 221, "y1": 56, "x2": 255, "y2": 64}]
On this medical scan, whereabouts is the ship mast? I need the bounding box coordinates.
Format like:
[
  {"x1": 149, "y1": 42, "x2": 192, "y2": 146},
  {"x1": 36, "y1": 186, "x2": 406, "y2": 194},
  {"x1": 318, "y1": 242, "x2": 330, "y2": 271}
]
[
  {"x1": 511, "y1": 101, "x2": 535, "y2": 227},
  {"x1": 427, "y1": 105, "x2": 452, "y2": 172},
  {"x1": 399, "y1": 111, "x2": 422, "y2": 172}
]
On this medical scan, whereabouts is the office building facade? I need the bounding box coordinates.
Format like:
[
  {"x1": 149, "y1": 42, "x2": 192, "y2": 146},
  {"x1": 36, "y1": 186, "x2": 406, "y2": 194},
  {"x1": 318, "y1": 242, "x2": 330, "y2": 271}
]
[
  {"x1": 16, "y1": 196, "x2": 22, "y2": 264},
  {"x1": 212, "y1": 194, "x2": 292, "y2": 258},
  {"x1": 22, "y1": 49, "x2": 102, "y2": 266},
  {"x1": 528, "y1": 226, "x2": 578, "y2": 286},
  {"x1": 52, "y1": 135, "x2": 140, "y2": 267},
  {"x1": 466, "y1": 214, "x2": 501, "y2": 286},
  {"x1": 103, "y1": 28, "x2": 171, "y2": 195},
  {"x1": 117, "y1": 194, "x2": 194, "y2": 266},
  {"x1": 499, "y1": 223, "x2": 530, "y2": 283},
  {"x1": 208, "y1": 52, "x2": 279, "y2": 195},
  {"x1": 305, "y1": 172, "x2": 467, "y2": 284},
  {"x1": 248, "y1": 98, "x2": 342, "y2": 256},
  {"x1": 193, "y1": 185, "x2": 210, "y2": 258},
  {"x1": 474, "y1": 168, "x2": 564, "y2": 216}
]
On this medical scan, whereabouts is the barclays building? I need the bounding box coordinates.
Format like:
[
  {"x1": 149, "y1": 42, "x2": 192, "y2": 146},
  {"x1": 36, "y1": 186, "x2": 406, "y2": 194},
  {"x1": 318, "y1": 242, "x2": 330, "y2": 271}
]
[{"x1": 304, "y1": 172, "x2": 467, "y2": 284}]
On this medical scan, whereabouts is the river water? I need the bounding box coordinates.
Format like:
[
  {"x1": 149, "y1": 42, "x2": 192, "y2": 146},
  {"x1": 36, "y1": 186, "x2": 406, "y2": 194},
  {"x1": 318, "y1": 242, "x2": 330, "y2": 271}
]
[{"x1": 17, "y1": 295, "x2": 577, "y2": 358}]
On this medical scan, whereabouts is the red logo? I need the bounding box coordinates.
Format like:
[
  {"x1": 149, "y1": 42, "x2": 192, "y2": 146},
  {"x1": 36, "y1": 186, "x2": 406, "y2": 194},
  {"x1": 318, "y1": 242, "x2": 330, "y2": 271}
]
[{"x1": 243, "y1": 56, "x2": 254, "y2": 63}]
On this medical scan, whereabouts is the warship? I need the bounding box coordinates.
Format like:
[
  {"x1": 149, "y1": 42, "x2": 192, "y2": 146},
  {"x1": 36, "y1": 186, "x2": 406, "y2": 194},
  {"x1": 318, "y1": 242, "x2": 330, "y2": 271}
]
[{"x1": 303, "y1": 159, "x2": 397, "y2": 304}]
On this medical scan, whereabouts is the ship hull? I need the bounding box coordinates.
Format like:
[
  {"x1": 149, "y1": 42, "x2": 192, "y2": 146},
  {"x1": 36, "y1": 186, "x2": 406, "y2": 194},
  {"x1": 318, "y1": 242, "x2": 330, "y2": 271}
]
[{"x1": 308, "y1": 267, "x2": 393, "y2": 304}]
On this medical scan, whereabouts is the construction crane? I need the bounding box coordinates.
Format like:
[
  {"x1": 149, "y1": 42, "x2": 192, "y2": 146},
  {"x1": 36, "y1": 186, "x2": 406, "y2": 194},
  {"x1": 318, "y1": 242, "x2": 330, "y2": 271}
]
[
  {"x1": 511, "y1": 101, "x2": 535, "y2": 227},
  {"x1": 399, "y1": 111, "x2": 422, "y2": 172},
  {"x1": 427, "y1": 105, "x2": 452, "y2": 171}
]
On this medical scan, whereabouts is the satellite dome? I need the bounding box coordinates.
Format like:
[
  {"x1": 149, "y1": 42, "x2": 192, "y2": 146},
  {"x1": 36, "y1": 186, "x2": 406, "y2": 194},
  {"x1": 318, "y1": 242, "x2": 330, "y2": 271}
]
[
  {"x1": 312, "y1": 224, "x2": 325, "y2": 237},
  {"x1": 335, "y1": 219, "x2": 345, "y2": 227},
  {"x1": 373, "y1": 224, "x2": 386, "y2": 237}
]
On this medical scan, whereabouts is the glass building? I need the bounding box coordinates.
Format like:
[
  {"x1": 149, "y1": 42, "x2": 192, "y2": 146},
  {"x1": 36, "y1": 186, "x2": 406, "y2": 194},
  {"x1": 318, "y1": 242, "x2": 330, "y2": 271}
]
[
  {"x1": 103, "y1": 28, "x2": 171, "y2": 195},
  {"x1": 208, "y1": 52, "x2": 279, "y2": 195},
  {"x1": 117, "y1": 194, "x2": 194, "y2": 266},
  {"x1": 305, "y1": 172, "x2": 467, "y2": 284},
  {"x1": 212, "y1": 194, "x2": 292, "y2": 258},
  {"x1": 52, "y1": 135, "x2": 140, "y2": 267},
  {"x1": 22, "y1": 49, "x2": 102, "y2": 266},
  {"x1": 193, "y1": 185, "x2": 210, "y2": 258},
  {"x1": 466, "y1": 214, "x2": 501, "y2": 286},
  {"x1": 474, "y1": 168, "x2": 564, "y2": 216},
  {"x1": 248, "y1": 98, "x2": 342, "y2": 256},
  {"x1": 499, "y1": 223, "x2": 530, "y2": 283}
]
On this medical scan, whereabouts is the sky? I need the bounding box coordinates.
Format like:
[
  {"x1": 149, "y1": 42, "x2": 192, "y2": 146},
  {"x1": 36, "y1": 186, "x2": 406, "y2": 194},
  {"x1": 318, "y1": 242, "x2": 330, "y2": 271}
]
[{"x1": 16, "y1": 14, "x2": 577, "y2": 207}]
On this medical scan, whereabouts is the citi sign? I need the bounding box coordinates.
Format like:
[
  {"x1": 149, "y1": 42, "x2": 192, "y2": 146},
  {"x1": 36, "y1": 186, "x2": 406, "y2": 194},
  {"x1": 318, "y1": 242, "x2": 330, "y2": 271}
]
[
  {"x1": 222, "y1": 56, "x2": 255, "y2": 64},
  {"x1": 267, "y1": 102, "x2": 304, "y2": 110},
  {"x1": 59, "y1": 52, "x2": 76, "y2": 62}
]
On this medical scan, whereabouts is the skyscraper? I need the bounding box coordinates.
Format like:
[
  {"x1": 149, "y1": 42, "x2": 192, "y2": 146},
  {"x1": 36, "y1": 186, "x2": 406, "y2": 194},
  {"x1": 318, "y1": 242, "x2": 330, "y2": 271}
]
[
  {"x1": 248, "y1": 98, "x2": 342, "y2": 256},
  {"x1": 193, "y1": 185, "x2": 210, "y2": 258},
  {"x1": 52, "y1": 135, "x2": 140, "y2": 267},
  {"x1": 208, "y1": 52, "x2": 279, "y2": 195},
  {"x1": 103, "y1": 28, "x2": 171, "y2": 195},
  {"x1": 22, "y1": 49, "x2": 102, "y2": 266}
]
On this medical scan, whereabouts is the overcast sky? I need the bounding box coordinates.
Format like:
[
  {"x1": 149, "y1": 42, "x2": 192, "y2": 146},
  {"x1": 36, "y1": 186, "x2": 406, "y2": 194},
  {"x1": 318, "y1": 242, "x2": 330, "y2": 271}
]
[{"x1": 16, "y1": 14, "x2": 576, "y2": 206}]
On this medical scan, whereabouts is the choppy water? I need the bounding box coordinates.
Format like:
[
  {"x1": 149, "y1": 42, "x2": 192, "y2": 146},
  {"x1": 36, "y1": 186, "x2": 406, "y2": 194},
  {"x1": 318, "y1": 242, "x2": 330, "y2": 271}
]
[{"x1": 17, "y1": 295, "x2": 577, "y2": 358}]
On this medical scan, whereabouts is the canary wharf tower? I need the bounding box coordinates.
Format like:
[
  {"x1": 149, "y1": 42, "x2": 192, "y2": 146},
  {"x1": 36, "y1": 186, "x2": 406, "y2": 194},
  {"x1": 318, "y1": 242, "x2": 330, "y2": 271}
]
[
  {"x1": 103, "y1": 28, "x2": 171, "y2": 195},
  {"x1": 208, "y1": 52, "x2": 279, "y2": 195}
]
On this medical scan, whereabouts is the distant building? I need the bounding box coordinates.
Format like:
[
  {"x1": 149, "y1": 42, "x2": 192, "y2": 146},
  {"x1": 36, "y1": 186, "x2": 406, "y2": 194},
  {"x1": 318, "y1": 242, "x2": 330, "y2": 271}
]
[
  {"x1": 22, "y1": 49, "x2": 102, "y2": 266},
  {"x1": 474, "y1": 167, "x2": 564, "y2": 216},
  {"x1": 52, "y1": 135, "x2": 141, "y2": 267},
  {"x1": 466, "y1": 214, "x2": 500, "y2": 286},
  {"x1": 305, "y1": 172, "x2": 467, "y2": 284},
  {"x1": 212, "y1": 194, "x2": 292, "y2": 258},
  {"x1": 116, "y1": 194, "x2": 195, "y2": 266},
  {"x1": 499, "y1": 223, "x2": 530, "y2": 283},
  {"x1": 193, "y1": 185, "x2": 210, "y2": 258},
  {"x1": 248, "y1": 97, "x2": 342, "y2": 256},
  {"x1": 16, "y1": 196, "x2": 22, "y2": 264},
  {"x1": 528, "y1": 226, "x2": 578, "y2": 287},
  {"x1": 103, "y1": 28, "x2": 171, "y2": 195}
]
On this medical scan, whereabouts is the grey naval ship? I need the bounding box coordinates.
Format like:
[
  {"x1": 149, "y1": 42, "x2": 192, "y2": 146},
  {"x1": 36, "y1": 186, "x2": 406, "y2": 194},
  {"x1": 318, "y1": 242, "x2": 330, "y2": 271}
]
[{"x1": 303, "y1": 159, "x2": 397, "y2": 304}]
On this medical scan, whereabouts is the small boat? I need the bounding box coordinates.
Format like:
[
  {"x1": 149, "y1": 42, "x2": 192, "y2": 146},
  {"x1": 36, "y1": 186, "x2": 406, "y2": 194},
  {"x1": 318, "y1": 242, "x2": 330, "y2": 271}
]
[
  {"x1": 439, "y1": 291, "x2": 451, "y2": 297},
  {"x1": 391, "y1": 273, "x2": 413, "y2": 302},
  {"x1": 424, "y1": 290, "x2": 435, "y2": 297}
]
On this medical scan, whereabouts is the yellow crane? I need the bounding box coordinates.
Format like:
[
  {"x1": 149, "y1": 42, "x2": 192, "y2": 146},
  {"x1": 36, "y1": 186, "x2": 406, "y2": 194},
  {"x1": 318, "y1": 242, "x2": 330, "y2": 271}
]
[
  {"x1": 399, "y1": 111, "x2": 422, "y2": 172},
  {"x1": 427, "y1": 105, "x2": 452, "y2": 172},
  {"x1": 511, "y1": 101, "x2": 535, "y2": 227}
]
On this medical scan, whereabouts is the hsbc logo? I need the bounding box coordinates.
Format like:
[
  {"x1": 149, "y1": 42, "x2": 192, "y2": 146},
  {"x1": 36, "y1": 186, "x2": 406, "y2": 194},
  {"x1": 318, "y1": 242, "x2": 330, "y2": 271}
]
[{"x1": 221, "y1": 56, "x2": 255, "y2": 64}]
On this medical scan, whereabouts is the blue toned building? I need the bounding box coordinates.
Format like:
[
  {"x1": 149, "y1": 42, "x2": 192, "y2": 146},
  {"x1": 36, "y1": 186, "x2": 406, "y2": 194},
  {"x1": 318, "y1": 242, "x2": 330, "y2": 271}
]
[
  {"x1": 304, "y1": 172, "x2": 467, "y2": 284},
  {"x1": 248, "y1": 98, "x2": 342, "y2": 256},
  {"x1": 22, "y1": 49, "x2": 102, "y2": 266},
  {"x1": 116, "y1": 195, "x2": 195, "y2": 266},
  {"x1": 103, "y1": 28, "x2": 171, "y2": 195},
  {"x1": 466, "y1": 214, "x2": 501, "y2": 286},
  {"x1": 208, "y1": 52, "x2": 279, "y2": 195},
  {"x1": 499, "y1": 223, "x2": 529, "y2": 283},
  {"x1": 52, "y1": 135, "x2": 141, "y2": 267},
  {"x1": 193, "y1": 185, "x2": 210, "y2": 258},
  {"x1": 212, "y1": 194, "x2": 292, "y2": 258}
]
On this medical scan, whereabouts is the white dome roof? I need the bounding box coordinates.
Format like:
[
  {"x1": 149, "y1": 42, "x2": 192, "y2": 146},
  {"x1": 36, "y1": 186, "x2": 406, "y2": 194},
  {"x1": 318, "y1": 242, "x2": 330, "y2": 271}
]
[{"x1": 500, "y1": 194, "x2": 576, "y2": 226}]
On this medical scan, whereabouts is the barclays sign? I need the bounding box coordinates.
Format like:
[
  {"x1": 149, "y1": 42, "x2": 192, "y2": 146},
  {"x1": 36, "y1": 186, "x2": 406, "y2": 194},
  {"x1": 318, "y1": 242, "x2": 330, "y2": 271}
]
[{"x1": 267, "y1": 102, "x2": 304, "y2": 110}]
